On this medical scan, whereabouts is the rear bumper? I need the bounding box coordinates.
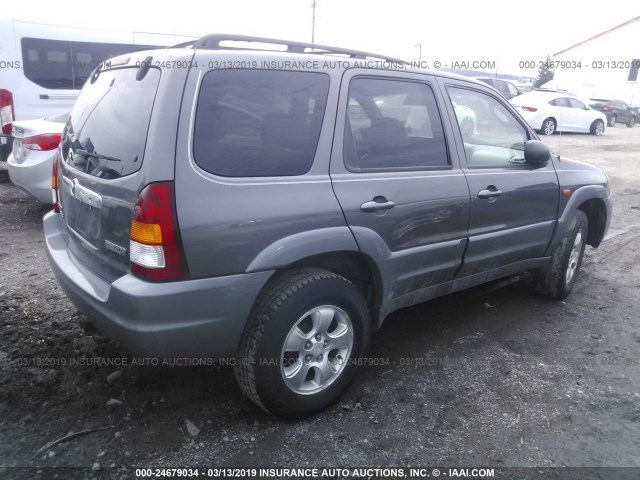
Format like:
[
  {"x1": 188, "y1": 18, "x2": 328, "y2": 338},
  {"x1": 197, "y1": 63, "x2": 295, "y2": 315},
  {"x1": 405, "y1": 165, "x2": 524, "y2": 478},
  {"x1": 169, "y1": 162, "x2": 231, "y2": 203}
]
[
  {"x1": 7, "y1": 151, "x2": 53, "y2": 204},
  {"x1": 43, "y1": 211, "x2": 273, "y2": 359}
]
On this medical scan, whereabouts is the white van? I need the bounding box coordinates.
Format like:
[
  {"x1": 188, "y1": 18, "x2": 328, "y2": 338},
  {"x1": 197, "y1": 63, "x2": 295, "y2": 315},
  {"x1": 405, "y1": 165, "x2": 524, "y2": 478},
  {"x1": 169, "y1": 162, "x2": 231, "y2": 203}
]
[{"x1": 0, "y1": 17, "x2": 196, "y2": 160}]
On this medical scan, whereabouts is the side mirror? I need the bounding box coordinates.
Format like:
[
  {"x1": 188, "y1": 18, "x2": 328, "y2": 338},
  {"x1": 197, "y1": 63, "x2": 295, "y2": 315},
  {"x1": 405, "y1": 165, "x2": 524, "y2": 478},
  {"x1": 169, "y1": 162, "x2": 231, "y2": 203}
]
[{"x1": 524, "y1": 140, "x2": 551, "y2": 165}]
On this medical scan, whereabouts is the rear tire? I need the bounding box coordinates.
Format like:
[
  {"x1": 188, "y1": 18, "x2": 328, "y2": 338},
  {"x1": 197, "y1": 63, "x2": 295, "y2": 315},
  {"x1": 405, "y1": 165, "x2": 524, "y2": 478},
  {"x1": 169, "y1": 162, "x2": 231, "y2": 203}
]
[
  {"x1": 590, "y1": 119, "x2": 604, "y2": 135},
  {"x1": 608, "y1": 115, "x2": 616, "y2": 127},
  {"x1": 234, "y1": 268, "x2": 370, "y2": 419},
  {"x1": 627, "y1": 116, "x2": 636, "y2": 128},
  {"x1": 539, "y1": 118, "x2": 556, "y2": 135},
  {"x1": 535, "y1": 210, "x2": 588, "y2": 300}
]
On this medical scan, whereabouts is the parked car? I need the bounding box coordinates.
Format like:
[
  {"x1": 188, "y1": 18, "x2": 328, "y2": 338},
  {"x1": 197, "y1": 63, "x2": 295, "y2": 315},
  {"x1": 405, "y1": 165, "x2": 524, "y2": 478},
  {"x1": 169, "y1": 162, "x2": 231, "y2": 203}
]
[
  {"x1": 589, "y1": 99, "x2": 636, "y2": 127},
  {"x1": 475, "y1": 77, "x2": 521, "y2": 99},
  {"x1": 44, "y1": 34, "x2": 611, "y2": 419},
  {"x1": 7, "y1": 113, "x2": 68, "y2": 203},
  {"x1": 510, "y1": 91, "x2": 607, "y2": 135}
]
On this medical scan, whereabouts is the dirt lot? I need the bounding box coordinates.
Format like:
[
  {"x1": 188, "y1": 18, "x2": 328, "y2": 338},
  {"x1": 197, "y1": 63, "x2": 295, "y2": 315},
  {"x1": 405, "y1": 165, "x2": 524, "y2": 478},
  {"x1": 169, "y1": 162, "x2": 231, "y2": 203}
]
[{"x1": 0, "y1": 127, "x2": 639, "y2": 479}]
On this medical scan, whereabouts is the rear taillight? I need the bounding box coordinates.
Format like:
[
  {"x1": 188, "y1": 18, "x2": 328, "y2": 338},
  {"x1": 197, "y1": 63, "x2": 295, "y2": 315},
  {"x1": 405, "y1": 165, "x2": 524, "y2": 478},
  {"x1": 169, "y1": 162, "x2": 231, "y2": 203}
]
[
  {"x1": 521, "y1": 106, "x2": 538, "y2": 112},
  {"x1": 52, "y1": 151, "x2": 60, "y2": 213},
  {"x1": 0, "y1": 89, "x2": 15, "y2": 135},
  {"x1": 129, "y1": 182, "x2": 187, "y2": 282},
  {"x1": 603, "y1": 105, "x2": 610, "y2": 111},
  {"x1": 22, "y1": 133, "x2": 62, "y2": 151}
]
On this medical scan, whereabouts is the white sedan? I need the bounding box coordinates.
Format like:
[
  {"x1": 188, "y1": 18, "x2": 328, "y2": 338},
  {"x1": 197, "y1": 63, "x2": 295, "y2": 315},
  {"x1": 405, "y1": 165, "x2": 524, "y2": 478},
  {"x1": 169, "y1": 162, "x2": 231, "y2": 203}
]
[
  {"x1": 8, "y1": 113, "x2": 68, "y2": 204},
  {"x1": 510, "y1": 91, "x2": 606, "y2": 136}
]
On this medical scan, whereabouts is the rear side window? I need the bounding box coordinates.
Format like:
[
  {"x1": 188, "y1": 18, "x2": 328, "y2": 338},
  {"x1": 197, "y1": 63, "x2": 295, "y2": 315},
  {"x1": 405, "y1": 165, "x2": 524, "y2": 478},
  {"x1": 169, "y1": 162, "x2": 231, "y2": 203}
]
[
  {"x1": 344, "y1": 78, "x2": 449, "y2": 172},
  {"x1": 193, "y1": 69, "x2": 330, "y2": 177},
  {"x1": 62, "y1": 67, "x2": 160, "y2": 179},
  {"x1": 21, "y1": 38, "x2": 155, "y2": 89}
]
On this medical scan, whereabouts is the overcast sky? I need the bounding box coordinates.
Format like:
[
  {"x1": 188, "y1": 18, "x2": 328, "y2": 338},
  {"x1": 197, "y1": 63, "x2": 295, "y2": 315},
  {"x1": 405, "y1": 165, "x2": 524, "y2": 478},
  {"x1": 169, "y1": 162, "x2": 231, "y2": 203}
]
[{"x1": 11, "y1": 0, "x2": 640, "y2": 75}]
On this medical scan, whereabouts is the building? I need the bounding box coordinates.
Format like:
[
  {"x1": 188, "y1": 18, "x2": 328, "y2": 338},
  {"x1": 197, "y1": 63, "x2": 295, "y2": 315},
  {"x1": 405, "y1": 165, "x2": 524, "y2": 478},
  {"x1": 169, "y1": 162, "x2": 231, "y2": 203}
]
[{"x1": 550, "y1": 16, "x2": 640, "y2": 106}]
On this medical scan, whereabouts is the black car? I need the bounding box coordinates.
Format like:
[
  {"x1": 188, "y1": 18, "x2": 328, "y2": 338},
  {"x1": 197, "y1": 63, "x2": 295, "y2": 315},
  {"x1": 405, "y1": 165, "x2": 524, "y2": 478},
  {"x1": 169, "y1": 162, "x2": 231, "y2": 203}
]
[{"x1": 589, "y1": 99, "x2": 636, "y2": 127}]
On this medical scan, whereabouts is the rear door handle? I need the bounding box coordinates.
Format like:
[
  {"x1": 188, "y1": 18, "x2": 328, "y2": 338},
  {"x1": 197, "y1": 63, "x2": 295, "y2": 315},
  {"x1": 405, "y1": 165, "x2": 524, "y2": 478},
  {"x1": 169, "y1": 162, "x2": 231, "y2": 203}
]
[
  {"x1": 360, "y1": 198, "x2": 395, "y2": 212},
  {"x1": 477, "y1": 187, "x2": 503, "y2": 199}
]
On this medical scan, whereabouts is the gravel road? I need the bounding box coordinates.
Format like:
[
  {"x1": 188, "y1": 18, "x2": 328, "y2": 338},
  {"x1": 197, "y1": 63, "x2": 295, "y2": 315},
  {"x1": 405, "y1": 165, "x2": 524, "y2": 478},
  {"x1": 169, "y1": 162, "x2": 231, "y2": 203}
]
[{"x1": 0, "y1": 127, "x2": 638, "y2": 480}]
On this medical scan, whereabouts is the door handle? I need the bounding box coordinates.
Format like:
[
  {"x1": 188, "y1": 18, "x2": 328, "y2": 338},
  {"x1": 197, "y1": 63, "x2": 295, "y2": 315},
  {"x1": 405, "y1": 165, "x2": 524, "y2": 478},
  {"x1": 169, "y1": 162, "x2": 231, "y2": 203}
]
[
  {"x1": 477, "y1": 187, "x2": 503, "y2": 199},
  {"x1": 360, "y1": 198, "x2": 395, "y2": 212}
]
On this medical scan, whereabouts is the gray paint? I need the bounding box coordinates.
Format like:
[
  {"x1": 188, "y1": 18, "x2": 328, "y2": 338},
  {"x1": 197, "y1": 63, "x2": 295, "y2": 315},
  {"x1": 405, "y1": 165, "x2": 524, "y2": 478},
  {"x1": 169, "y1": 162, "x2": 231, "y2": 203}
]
[{"x1": 43, "y1": 46, "x2": 612, "y2": 360}]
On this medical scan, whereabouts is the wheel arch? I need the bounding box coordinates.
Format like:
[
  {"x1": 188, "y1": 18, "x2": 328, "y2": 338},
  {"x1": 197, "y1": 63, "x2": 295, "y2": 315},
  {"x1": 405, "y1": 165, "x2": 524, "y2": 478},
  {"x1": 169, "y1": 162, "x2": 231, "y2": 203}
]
[
  {"x1": 245, "y1": 227, "x2": 384, "y2": 327},
  {"x1": 578, "y1": 198, "x2": 609, "y2": 247},
  {"x1": 545, "y1": 185, "x2": 611, "y2": 254}
]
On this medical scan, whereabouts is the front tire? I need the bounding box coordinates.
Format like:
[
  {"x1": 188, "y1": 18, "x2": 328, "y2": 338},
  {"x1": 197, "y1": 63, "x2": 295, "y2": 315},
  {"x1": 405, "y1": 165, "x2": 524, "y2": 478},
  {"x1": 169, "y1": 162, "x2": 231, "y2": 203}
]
[
  {"x1": 234, "y1": 268, "x2": 371, "y2": 419},
  {"x1": 536, "y1": 210, "x2": 588, "y2": 300},
  {"x1": 590, "y1": 119, "x2": 605, "y2": 135}
]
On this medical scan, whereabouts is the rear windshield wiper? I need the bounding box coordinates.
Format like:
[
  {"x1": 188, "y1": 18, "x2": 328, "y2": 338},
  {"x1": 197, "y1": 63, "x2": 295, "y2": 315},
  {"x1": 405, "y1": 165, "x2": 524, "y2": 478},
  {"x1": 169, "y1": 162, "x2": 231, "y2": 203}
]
[{"x1": 76, "y1": 149, "x2": 121, "y2": 162}]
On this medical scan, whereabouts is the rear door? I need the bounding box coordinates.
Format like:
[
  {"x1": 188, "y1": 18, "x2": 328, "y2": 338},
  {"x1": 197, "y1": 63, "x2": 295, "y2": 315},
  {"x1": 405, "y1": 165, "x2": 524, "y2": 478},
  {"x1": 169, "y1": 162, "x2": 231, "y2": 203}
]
[
  {"x1": 330, "y1": 70, "x2": 470, "y2": 304},
  {"x1": 440, "y1": 79, "x2": 559, "y2": 277}
]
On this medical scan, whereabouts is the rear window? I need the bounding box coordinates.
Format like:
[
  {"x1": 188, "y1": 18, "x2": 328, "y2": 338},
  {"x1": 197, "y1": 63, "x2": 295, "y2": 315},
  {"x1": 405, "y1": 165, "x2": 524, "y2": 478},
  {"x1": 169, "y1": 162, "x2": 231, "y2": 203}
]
[
  {"x1": 193, "y1": 69, "x2": 330, "y2": 177},
  {"x1": 62, "y1": 67, "x2": 160, "y2": 179},
  {"x1": 21, "y1": 37, "x2": 155, "y2": 89}
]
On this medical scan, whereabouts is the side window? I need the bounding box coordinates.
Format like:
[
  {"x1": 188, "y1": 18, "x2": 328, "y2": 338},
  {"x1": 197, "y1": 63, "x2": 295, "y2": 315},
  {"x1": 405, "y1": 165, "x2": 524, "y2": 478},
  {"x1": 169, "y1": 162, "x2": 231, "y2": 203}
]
[
  {"x1": 21, "y1": 38, "x2": 155, "y2": 90},
  {"x1": 448, "y1": 87, "x2": 528, "y2": 168},
  {"x1": 568, "y1": 98, "x2": 586, "y2": 109},
  {"x1": 549, "y1": 97, "x2": 570, "y2": 107},
  {"x1": 344, "y1": 78, "x2": 449, "y2": 172},
  {"x1": 193, "y1": 70, "x2": 330, "y2": 177},
  {"x1": 22, "y1": 38, "x2": 73, "y2": 89}
]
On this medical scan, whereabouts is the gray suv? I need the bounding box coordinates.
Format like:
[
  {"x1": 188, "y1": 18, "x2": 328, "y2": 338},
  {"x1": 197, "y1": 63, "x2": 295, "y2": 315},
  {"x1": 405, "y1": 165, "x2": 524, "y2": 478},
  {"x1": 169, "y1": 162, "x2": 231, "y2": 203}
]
[{"x1": 44, "y1": 35, "x2": 612, "y2": 418}]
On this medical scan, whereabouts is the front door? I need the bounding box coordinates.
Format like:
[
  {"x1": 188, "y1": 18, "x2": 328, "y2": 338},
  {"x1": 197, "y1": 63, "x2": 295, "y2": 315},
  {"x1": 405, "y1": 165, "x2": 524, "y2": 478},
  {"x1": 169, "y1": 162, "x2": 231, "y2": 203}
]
[{"x1": 440, "y1": 80, "x2": 559, "y2": 277}]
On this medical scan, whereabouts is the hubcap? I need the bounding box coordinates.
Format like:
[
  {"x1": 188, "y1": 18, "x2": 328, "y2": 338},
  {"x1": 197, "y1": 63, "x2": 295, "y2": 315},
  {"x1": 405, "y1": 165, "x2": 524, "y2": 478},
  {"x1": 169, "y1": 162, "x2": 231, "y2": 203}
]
[
  {"x1": 565, "y1": 231, "x2": 583, "y2": 285},
  {"x1": 544, "y1": 121, "x2": 554, "y2": 135},
  {"x1": 596, "y1": 122, "x2": 604, "y2": 135},
  {"x1": 280, "y1": 306, "x2": 353, "y2": 395}
]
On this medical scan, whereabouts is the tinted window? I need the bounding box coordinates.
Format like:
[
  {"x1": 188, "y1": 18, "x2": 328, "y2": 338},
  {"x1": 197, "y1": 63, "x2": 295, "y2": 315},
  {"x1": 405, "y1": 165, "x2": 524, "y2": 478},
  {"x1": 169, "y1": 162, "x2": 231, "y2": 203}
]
[
  {"x1": 449, "y1": 87, "x2": 528, "y2": 168},
  {"x1": 568, "y1": 98, "x2": 586, "y2": 109},
  {"x1": 549, "y1": 97, "x2": 570, "y2": 107},
  {"x1": 193, "y1": 70, "x2": 329, "y2": 177},
  {"x1": 62, "y1": 67, "x2": 161, "y2": 178},
  {"x1": 344, "y1": 78, "x2": 449, "y2": 172},
  {"x1": 21, "y1": 38, "x2": 154, "y2": 89}
]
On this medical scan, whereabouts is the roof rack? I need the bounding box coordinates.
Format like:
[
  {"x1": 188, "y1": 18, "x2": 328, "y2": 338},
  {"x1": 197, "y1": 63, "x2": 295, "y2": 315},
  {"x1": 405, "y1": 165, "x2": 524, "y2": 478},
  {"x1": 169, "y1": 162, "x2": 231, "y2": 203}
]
[{"x1": 186, "y1": 34, "x2": 405, "y2": 63}]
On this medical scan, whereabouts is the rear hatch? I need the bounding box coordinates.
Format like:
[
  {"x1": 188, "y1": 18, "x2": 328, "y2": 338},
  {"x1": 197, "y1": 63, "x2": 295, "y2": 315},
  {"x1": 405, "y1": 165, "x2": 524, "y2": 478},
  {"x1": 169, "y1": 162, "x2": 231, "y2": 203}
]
[{"x1": 56, "y1": 52, "x2": 187, "y2": 282}]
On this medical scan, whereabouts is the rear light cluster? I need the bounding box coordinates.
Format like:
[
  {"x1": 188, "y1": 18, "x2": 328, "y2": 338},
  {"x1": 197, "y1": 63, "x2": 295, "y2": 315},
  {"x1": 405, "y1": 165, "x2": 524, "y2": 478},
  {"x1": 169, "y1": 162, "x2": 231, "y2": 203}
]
[
  {"x1": 13, "y1": 133, "x2": 62, "y2": 161},
  {"x1": 603, "y1": 105, "x2": 611, "y2": 111},
  {"x1": 520, "y1": 106, "x2": 538, "y2": 112},
  {"x1": 0, "y1": 89, "x2": 14, "y2": 135},
  {"x1": 129, "y1": 182, "x2": 187, "y2": 282},
  {"x1": 51, "y1": 151, "x2": 61, "y2": 213}
]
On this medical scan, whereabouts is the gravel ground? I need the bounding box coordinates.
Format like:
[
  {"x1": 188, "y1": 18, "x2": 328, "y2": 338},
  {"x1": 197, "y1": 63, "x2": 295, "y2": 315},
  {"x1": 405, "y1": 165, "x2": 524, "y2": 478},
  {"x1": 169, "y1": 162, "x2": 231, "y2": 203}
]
[{"x1": 0, "y1": 127, "x2": 639, "y2": 480}]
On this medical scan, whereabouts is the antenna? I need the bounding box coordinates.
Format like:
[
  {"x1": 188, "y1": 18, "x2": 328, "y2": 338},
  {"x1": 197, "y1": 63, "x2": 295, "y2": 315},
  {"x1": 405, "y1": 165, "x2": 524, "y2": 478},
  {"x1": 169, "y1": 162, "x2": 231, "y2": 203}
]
[{"x1": 311, "y1": 1, "x2": 317, "y2": 44}]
